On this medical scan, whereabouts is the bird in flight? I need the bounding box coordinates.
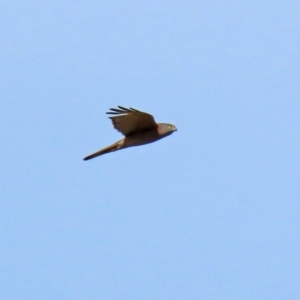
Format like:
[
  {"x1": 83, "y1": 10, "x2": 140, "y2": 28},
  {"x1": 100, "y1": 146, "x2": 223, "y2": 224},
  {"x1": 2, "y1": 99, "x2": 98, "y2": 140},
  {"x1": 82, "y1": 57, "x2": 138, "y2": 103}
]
[{"x1": 83, "y1": 106, "x2": 177, "y2": 160}]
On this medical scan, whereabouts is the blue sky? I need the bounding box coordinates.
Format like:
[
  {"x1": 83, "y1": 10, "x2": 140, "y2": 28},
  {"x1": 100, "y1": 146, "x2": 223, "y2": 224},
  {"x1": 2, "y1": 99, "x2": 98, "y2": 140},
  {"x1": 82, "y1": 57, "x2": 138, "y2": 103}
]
[{"x1": 1, "y1": 1, "x2": 300, "y2": 299}]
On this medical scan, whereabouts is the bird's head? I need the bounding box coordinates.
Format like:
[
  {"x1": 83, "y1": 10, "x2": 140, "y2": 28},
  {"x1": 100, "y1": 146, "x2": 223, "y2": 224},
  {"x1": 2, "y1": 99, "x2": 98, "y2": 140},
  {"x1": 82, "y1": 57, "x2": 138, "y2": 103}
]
[{"x1": 158, "y1": 123, "x2": 177, "y2": 136}]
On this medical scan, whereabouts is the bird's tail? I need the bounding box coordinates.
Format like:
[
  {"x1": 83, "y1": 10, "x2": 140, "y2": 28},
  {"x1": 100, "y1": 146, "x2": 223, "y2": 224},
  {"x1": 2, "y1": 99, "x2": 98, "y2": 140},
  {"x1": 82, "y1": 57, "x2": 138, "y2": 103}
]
[{"x1": 83, "y1": 139, "x2": 124, "y2": 160}]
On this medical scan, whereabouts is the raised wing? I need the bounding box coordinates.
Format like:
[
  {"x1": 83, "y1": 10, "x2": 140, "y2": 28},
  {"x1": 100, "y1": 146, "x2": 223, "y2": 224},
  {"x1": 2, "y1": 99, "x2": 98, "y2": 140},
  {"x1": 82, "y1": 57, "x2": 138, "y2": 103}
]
[{"x1": 106, "y1": 106, "x2": 157, "y2": 136}]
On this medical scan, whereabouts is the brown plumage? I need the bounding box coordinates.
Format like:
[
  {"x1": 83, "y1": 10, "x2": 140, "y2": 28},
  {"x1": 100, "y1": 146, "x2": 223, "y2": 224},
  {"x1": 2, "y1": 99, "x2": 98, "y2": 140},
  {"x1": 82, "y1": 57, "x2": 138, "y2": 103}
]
[{"x1": 83, "y1": 106, "x2": 177, "y2": 160}]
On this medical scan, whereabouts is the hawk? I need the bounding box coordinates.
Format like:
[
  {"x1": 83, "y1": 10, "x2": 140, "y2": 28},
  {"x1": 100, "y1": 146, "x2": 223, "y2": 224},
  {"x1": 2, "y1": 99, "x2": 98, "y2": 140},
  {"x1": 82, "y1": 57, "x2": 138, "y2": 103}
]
[{"x1": 83, "y1": 106, "x2": 177, "y2": 160}]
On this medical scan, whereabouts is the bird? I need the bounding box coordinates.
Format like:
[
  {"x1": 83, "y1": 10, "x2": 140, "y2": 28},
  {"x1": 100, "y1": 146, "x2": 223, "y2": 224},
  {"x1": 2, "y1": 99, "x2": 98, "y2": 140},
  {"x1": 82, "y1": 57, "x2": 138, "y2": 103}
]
[{"x1": 83, "y1": 106, "x2": 177, "y2": 160}]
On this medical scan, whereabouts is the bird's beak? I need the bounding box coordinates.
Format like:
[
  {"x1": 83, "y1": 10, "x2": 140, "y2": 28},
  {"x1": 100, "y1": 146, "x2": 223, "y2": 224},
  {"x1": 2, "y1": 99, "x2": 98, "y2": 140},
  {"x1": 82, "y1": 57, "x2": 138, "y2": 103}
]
[{"x1": 173, "y1": 126, "x2": 177, "y2": 131}]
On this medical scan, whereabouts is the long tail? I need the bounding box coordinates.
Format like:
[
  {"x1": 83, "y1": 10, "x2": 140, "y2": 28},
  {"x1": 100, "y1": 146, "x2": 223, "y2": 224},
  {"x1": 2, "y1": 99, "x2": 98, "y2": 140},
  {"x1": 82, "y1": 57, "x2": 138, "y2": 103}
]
[{"x1": 83, "y1": 139, "x2": 124, "y2": 160}]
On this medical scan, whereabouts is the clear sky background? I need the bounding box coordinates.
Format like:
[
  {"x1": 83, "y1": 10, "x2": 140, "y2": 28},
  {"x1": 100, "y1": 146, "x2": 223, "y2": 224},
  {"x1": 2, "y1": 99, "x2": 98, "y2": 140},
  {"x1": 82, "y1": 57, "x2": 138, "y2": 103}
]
[{"x1": 1, "y1": 1, "x2": 300, "y2": 299}]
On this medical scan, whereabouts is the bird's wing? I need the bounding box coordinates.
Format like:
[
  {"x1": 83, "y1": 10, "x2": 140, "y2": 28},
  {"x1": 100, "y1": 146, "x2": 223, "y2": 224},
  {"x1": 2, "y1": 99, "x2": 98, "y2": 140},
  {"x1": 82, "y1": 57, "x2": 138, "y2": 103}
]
[{"x1": 106, "y1": 106, "x2": 157, "y2": 136}]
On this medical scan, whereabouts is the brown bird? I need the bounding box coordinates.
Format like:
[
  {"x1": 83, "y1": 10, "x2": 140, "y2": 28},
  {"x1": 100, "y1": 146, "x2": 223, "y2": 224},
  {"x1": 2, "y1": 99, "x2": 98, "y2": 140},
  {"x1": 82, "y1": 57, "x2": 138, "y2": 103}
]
[{"x1": 83, "y1": 106, "x2": 177, "y2": 160}]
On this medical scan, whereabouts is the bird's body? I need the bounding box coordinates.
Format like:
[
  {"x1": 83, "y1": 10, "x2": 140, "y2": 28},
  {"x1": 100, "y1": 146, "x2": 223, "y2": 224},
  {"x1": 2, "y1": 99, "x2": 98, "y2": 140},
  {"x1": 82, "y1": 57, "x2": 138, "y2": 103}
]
[{"x1": 83, "y1": 106, "x2": 177, "y2": 160}]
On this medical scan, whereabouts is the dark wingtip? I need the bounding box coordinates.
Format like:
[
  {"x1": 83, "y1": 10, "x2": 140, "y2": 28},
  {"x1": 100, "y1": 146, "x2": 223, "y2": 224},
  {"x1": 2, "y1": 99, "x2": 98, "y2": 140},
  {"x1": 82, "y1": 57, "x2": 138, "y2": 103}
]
[{"x1": 106, "y1": 106, "x2": 140, "y2": 115}]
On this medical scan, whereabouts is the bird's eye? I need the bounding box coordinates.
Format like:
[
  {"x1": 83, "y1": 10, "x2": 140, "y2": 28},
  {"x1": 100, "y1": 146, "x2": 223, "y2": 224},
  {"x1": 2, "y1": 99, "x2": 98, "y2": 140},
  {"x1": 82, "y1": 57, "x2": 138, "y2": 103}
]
[{"x1": 168, "y1": 125, "x2": 171, "y2": 129}]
